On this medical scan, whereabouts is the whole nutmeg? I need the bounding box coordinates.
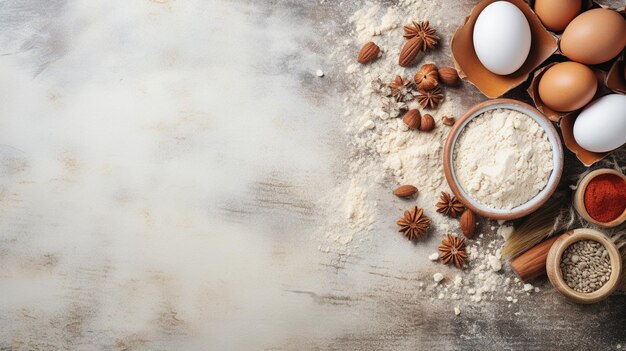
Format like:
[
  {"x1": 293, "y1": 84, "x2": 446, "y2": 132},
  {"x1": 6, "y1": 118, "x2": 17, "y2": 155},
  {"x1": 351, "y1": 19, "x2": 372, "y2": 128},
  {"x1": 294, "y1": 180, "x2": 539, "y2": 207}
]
[
  {"x1": 393, "y1": 185, "x2": 418, "y2": 198},
  {"x1": 402, "y1": 109, "x2": 421, "y2": 129},
  {"x1": 438, "y1": 66, "x2": 460, "y2": 87},
  {"x1": 358, "y1": 42, "x2": 380, "y2": 64},
  {"x1": 414, "y1": 63, "x2": 439, "y2": 91},
  {"x1": 418, "y1": 113, "x2": 435, "y2": 131},
  {"x1": 442, "y1": 115, "x2": 456, "y2": 126},
  {"x1": 460, "y1": 210, "x2": 477, "y2": 238}
]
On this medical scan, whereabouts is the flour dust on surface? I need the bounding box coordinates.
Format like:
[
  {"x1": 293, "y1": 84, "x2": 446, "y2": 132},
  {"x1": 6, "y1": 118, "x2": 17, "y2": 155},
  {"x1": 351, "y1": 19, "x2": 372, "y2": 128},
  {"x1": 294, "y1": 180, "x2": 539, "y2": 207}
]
[{"x1": 317, "y1": 0, "x2": 540, "y2": 310}]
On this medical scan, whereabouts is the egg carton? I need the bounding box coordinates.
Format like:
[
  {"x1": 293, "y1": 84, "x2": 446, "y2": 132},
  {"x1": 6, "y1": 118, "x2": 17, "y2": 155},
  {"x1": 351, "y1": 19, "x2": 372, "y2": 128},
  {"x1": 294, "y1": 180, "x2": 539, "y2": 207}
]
[
  {"x1": 451, "y1": 0, "x2": 625, "y2": 166},
  {"x1": 450, "y1": 0, "x2": 558, "y2": 99}
]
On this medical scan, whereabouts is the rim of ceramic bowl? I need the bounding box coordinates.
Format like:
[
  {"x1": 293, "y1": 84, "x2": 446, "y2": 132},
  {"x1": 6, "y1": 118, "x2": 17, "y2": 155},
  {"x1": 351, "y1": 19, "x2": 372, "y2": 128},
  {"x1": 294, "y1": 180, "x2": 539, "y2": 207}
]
[{"x1": 443, "y1": 98, "x2": 564, "y2": 220}]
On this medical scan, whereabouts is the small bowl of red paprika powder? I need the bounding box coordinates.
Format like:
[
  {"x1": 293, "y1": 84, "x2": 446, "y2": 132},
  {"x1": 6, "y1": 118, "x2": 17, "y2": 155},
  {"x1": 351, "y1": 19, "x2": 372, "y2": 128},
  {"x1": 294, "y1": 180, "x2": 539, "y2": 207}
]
[{"x1": 574, "y1": 169, "x2": 626, "y2": 228}]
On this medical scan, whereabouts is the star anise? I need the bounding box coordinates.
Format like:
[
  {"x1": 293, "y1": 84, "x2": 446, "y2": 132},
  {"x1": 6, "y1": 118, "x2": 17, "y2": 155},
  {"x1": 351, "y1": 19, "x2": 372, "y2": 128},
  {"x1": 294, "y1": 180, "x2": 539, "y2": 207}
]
[
  {"x1": 397, "y1": 206, "x2": 431, "y2": 241},
  {"x1": 416, "y1": 86, "x2": 443, "y2": 109},
  {"x1": 380, "y1": 97, "x2": 407, "y2": 118},
  {"x1": 435, "y1": 191, "x2": 465, "y2": 217},
  {"x1": 403, "y1": 21, "x2": 439, "y2": 51},
  {"x1": 438, "y1": 234, "x2": 468, "y2": 268},
  {"x1": 389, "y1": 75, "x2": 415, "y2": 102}
]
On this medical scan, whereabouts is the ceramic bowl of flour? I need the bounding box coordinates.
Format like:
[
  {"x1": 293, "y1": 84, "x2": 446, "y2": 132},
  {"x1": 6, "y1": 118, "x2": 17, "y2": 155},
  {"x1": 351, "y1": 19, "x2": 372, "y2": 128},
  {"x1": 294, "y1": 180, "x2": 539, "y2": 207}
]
[{"x1": 443, "y1": 99, "x2": 563, "y2": 220}]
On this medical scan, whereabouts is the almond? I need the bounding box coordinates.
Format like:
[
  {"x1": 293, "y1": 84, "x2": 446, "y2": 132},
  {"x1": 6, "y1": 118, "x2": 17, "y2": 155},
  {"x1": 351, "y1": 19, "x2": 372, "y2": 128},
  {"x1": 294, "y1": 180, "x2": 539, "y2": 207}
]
[
  {"x1": 393, "y1": 185, "x2": 418, "y2": 198},
  {"x1": 442, "y1": 115, "x2": 456, "y2": 126},
  {"x1": 418, "y1": 113, "x2": 435, "y2": 131},
  {"x1": 358, "y1": 42, "x2": 380, "y2": 64},
  {"x1": 460, "y1": 209, "x2": 477, "y2": 238},
  {"x1": 398, "y1": 37, "x2": 423, "y2": 67},
  {"x1": 438, "y1": 66, "x2": 460, "y2": 87},
  {"x1": 402, "y1": 109, "x2": 421, "y2": 129}
]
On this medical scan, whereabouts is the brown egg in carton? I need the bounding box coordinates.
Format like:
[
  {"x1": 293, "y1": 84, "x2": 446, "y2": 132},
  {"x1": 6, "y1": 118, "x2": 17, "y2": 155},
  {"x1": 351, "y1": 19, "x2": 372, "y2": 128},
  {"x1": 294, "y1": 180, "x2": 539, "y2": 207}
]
[
  {"x1": 531, "y1": 50, "x2": 624, "y2": 116},
  {"x1": 528, "y1": 60, "x2": 623, "y2": 166},
  {"x1": 524, "y1": 0, "x2": 597, "y2": 30},
  {"x1": 527, "y1": 3, "x2": 625, "y2": 96},
  {"x1": 530, "y1": 67, "x2": 619, "y2": 167},
  {"x1": 451, "y1": 0, "x2": 623, "y2": 99},
  {"x1": 527, "y1": 65, "x2": 624, "y2": 167},
  {"x1": 528, "y1": 18, "x2": 624, "y2": 165},
  {"x1": 525, "y1": 4, "x2": 625, "y2": 166},
  {"x1": 450, "y1": 0, "x2": 558, "y2": 98},
  {"x1": 526, "y1": 59, "x2": 610, "y2": 122}
]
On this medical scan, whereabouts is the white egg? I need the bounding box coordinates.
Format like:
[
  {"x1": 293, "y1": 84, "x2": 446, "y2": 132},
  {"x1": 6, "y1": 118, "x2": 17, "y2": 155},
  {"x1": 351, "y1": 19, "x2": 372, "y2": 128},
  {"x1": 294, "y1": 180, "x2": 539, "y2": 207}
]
[
  {"x1": 473, "y1": 1, "x2": 532, "y2": 75},
  {"x1": 573, "y1": 94, "x2": 626, "y2": 153}
]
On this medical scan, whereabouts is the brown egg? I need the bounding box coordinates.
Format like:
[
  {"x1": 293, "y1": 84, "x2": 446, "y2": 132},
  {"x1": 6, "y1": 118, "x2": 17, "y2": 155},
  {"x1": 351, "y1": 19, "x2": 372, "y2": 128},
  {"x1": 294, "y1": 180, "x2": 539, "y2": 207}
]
[
  {"x1": 538, "y1": 62, "x2": 597, "y2": 112},
  {"x1": 560, "y1": 9, "x2": 626, "y2": 65},
  {"x1": 534, "y1": 0, "x2": 581, "y2": 32}
]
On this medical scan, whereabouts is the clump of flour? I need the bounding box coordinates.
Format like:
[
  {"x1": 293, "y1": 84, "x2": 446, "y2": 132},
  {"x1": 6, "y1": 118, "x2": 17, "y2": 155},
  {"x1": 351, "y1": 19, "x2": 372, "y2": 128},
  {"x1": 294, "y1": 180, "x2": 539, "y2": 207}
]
[{"x1": 454, "y1": 109, "x2": 553, "y2": 209}]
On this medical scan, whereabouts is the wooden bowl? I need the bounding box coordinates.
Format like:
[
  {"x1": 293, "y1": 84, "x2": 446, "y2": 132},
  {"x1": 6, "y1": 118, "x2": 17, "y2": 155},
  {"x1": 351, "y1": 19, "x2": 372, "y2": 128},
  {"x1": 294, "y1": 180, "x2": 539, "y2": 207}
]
[
  {"x1": 443, "y1": 99, "x2": 564, "y2": 220},
  {"x1": 573, "y1": 169, "x2": 626, "y2": 228},
  {"x1": 546, "y1": 229, "x2": 622, "y2": 304}
]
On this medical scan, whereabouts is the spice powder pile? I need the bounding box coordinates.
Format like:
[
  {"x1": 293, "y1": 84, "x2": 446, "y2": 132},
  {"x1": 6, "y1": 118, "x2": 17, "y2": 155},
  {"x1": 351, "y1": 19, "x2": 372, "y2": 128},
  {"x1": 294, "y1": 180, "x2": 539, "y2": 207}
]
[{"x1": 583, "y1": 173, "x2": 626, "y2": 223}]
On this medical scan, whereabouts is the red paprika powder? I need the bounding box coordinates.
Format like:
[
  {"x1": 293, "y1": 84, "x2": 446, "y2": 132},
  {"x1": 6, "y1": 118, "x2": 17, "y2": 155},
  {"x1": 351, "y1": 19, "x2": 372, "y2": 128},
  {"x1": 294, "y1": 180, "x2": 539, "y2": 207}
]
[{"x1": 583, "y1": 173, "x2": 626, "y2": 223}]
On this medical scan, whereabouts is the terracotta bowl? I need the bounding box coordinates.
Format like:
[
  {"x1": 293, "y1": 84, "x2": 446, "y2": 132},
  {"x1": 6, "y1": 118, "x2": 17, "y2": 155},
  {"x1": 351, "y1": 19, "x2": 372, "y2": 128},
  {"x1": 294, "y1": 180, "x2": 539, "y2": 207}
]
[
  {"x1": 573, "y1": 168, "x2": 626, "y2": 228},
  {"x1": 546, "y1": 228, "x2": 622, "y2": 304},
  {"x1": 443, "y1": 99, "x2": 564, "y2": 220}
]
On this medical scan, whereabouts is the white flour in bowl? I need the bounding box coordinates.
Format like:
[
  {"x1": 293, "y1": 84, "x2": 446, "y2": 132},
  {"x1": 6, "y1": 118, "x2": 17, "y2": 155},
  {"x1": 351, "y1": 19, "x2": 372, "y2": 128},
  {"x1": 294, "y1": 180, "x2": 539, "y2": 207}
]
[{"x1": 453, "y1": 108, "x2": 553, "y2": 210}]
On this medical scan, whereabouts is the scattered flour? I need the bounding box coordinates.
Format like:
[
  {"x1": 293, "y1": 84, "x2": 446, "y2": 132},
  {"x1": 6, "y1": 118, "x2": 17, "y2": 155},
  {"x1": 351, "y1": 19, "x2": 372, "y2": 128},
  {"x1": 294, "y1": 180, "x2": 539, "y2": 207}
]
[
  {"x1": 498, "y1": 225, "x2": 514, "y2": 241},
  {"x1": 319, "y1": 0, "x2": 535, "y2": 306},
  {"x1": 320, "y1": 0, "x2": 459, "y2": 254},
  {"x1": 344, "y1": 180, "x2": 374, "y2": 232}
]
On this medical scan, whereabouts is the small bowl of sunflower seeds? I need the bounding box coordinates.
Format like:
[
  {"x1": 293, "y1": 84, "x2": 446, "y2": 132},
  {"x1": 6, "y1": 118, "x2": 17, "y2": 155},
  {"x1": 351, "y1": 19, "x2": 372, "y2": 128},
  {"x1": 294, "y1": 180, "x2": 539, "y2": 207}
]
[{"x1": 546, "y1": 228, "x2": 622, "y2": 304}]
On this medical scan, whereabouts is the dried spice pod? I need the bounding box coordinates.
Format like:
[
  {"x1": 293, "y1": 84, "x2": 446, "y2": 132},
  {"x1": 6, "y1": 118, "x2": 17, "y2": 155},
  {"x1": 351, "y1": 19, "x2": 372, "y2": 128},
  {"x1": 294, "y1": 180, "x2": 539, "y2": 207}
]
[
  {"x1": 460, "y1": 210, "x2": 476, "y2": 238},
  {"x1": 402, "y1": 109, "x2": 421, "y2": 129},
  {"x1": 419, "y1": 113, "x2": 435, "y2": 132},
  {"x1": 436, "y1": 191, "x2": 465, "y2": 217},
  {"x1": 357, "y1": 42, "x2": 380, "y2": 64},
  {"x1": 438, "y1": 234, "x2": 468, "y2": 268},
  {"x1": 389, "y1": 75, "x2": 415, "y2": 101},
  {"x1": 403, "y1": 21, "x2": 439, "y2": 51},
  {"x1": 442, "y1": 115, "x2": 456, "y2": 126},
  {"x1": 393, "y1": 185, "x2": 418, "y2": 198},
  {"x1": 416, "y1": 86, "x2": 443, "y2": 109},
  {"x1": 438, "y1": 66, "x2": 460, "y2": 87},
  {"x1": 399, "y1": 37, "x2": 423, "y2": 67},
  {"x1": 397, "y1": 206, "x2": 431, "y2": 241},
  {"x1": 414, "y1": 63, "x2": 439, "y2": 91}
]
